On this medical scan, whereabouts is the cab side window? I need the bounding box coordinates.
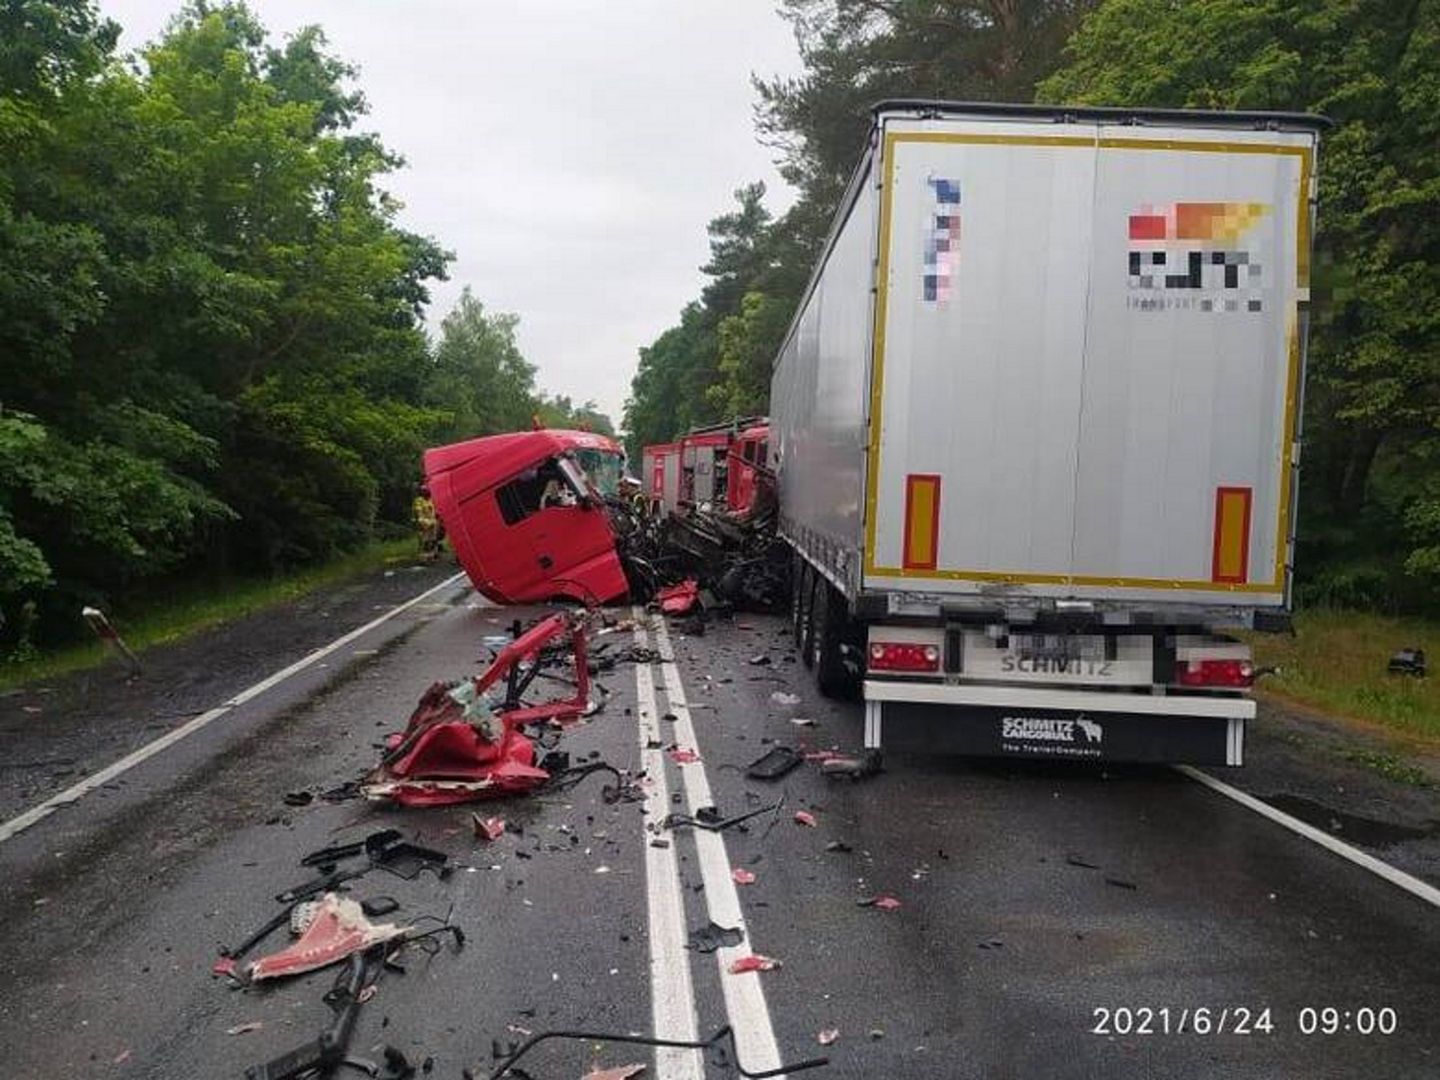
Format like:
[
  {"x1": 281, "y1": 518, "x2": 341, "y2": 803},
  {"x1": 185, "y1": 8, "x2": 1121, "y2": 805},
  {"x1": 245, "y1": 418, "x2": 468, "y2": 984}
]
[{"x1": 495, "y1": 461, "x2": 571, "y2": 525}]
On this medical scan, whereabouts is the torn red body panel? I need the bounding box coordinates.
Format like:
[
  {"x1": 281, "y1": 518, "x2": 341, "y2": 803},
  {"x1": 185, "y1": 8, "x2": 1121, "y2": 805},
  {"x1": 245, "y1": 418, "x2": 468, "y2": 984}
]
[
  {"x1": 657, "y1": 579, "x2": 699, "y2": 615},
  {"x1": 248, "y1": 894, "x2": 404, "y2": 983},
  {"x1": 362, "y1": 613, "x2": 590, "y2": 806}
]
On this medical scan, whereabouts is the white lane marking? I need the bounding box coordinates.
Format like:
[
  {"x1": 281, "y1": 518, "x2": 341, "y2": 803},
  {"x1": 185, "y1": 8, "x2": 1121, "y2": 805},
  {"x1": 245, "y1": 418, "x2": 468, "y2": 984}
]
[
  {"x1": 652, "y1": 615, "x2": 785, "y2": 1077},
  {"x1": 632, "y1": 610, "x2": 705, "y2": 1079},
  {"x1": 0, "y1": 571, "x2": 467, "y2": 845},
  {"x1": 1176, "y1": 765, "x2": 1440, "y2": 909}
]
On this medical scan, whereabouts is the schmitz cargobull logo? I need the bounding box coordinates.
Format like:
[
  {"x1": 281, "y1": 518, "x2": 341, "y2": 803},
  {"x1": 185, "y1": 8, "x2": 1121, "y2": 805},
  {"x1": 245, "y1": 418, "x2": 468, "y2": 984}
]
[
  {"x1": 1126, "y1": 202, "x2": 1269, "y2": 314},
  {"x1": 1000, "y1": 715, "x2": 1104, "y2": 757}
]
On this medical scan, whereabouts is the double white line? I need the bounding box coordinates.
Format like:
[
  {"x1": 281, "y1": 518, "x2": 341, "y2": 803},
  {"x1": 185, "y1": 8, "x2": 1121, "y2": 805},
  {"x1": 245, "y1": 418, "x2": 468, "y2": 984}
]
[{"x1": 634, "y1": 610, "x2": 785, "y2": 1078}]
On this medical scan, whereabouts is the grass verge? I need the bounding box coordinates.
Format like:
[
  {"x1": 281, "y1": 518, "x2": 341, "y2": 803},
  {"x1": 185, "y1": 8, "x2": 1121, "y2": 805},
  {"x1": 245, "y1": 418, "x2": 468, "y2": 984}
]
[
  {"x1": 0, "y1": 538, "x2": 423, "y2": 692},
  {"x1": 1248, "y1": 609, "x2": 1440, "y2": 745}
]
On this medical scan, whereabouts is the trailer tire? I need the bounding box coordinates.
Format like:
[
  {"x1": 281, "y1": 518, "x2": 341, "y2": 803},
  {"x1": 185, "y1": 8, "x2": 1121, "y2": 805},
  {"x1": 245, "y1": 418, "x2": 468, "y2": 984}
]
[
  {"x1": 811, "y1": 578, "x2": 852, "y2": 698},
  {"x1": 798, "y1": 563, "x2": 816, "y2": 669},
  {"x1": 791, "y1": 552, "x2": 806, "y2": 651}
]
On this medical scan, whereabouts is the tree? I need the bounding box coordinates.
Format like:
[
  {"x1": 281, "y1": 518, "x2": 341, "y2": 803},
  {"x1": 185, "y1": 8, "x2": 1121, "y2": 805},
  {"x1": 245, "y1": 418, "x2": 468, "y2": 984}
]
[
  {"x1": 1041, "y1": 0, "x2": 1440, "y2": 608},
  {"x1": 426, "y1": 287, "x2": 538, "y2": 442},
  {"x1": 0, "y1": 0, "x2": 454, "y2": 650}
]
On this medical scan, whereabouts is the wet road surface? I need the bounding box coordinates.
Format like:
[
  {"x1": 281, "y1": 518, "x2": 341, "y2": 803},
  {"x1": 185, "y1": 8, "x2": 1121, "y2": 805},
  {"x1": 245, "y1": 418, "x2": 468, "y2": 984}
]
[{"x1": 0, "y1": 582, "x2": 1436, "y2": 1079}]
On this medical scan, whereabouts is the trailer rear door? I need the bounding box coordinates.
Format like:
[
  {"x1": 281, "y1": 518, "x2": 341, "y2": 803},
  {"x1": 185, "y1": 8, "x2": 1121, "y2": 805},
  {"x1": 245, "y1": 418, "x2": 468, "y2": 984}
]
[{"x1": 863, "y1": 115, "x2": 1317, "y2": 608}]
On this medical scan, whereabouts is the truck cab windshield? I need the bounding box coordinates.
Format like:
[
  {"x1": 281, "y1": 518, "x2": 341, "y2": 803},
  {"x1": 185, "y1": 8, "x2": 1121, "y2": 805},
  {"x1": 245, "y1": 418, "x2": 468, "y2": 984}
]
[{"x1": 575, "y1": 448, "x2": 624, "y2": 497}]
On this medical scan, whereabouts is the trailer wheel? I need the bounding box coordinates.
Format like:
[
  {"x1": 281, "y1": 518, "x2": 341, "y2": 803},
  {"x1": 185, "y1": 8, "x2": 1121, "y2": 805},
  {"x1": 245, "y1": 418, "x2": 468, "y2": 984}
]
[
  {"x1": 791, "y1": 552, "x2": 806, "y2": 652},
  {"x1": 798, "y1": 563, "x2": 816, "y2": 669},
  {"x1": 810, "y1": 578, "x2": 852, "y2": 698}
]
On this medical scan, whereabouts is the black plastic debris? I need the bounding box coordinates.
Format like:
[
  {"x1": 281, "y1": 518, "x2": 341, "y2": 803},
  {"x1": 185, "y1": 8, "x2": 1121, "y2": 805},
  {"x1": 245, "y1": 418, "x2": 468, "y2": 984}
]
[
  {"x1": 746, "y1": 746, "x2": 803, "y2": 780},
  {"x1": 1104, "y1": 876, "x2": 1138, "y2": 891},
  {"x1": 479, "y1": 1023, "x2": 827, "y2": 1080},
  {"x1": 1388, "y1": 648, "x2": 1426, "y2": 676},
  {"x1": 663, "y1": 800, "x2": 782, "y2": 833},
  {"x1": 687, "y1": 921, "x2": 744, "y2": 953},
  {"x1": 283, "y1": 791, "x2": 314, "y2": 807},
  {"x1": 374, "y1": 841, "x2": 450, "y2": 881},
  {"x1": 1065, "y1": 854, "x2": 1100, "y2": 870},
  {"x1": 301, "y1": 829, "x2": 403, "y2": 868}
]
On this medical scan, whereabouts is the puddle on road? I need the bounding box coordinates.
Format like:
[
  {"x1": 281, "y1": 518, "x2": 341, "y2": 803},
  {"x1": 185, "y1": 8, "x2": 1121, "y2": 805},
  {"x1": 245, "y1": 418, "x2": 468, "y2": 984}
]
[{"x1": 1261, "y1": 793, "x2": 1437, "y2": 847}]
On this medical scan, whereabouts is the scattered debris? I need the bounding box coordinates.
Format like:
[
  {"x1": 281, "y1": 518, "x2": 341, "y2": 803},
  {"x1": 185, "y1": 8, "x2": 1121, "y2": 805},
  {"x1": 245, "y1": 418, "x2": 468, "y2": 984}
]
[
  {"x1": 362, "y1": 612, "x2": 592, "y2": 806},
  {"x1": 360, "y1": 897, "x2": 400, "y2": 918},
  {"x1": 793, "y1": 810, "x2": 817, "y2": 828},
  {"x1": 479, "y1": 1023, "x2": 827, "y2": 1080},
  {"x1": 1064, "y1": 854, "x2": 1100, "y2": 870},
  {"x1": 817, "y1": 1029, "x2": 839, "y2": 1046},
  {"x1": 227, "y1": 1022, "x2": 264, "y2": 1036},
  {"x1": 473, "y1": 815, "x2": 506, "y2": 841},
  {"x1": 1388, "y1": 648, "x2": 1426, "y2": 676},
  {"x1": 748, "y1": 654, "x2": 772, "y2": 666},
  {"x1": 249, "y1": 894, "x2": 406, "y2": 982},
  {"x1": 1104, "y1": 876, "x2": 1138, "y2": 891},
  {"x1": 373, "y1": 841, "x2": 449, "y2": 881},
  {"x1": 770, "y1": 691, "x2": 801, "y2": 706},
  {"x1": 824, "y1": 841, "x2": 852, "y2": 854},
  {"x1": 746, "y1": 745, "x2": 803, "y2": 780},
  {"x1": 788, "y1": 717, "x2": 817, "y2": 727},
  {"x1": 582, "y1": 1066, "x2": 646, "y2": 1080},
  {"x1": 728, "y1": 954, "x2": 781, "y2": 974},
  {"x1": 662, "y1": 800, "x2": 782, "y2": 833},
  {"x1": 668, "y1": 747, "x2": 701, "y2": 765},
  {"x1": 283, "y1": 791, "x2": 314, "y2": 807},
  {"x1": 301, "y1": 829, "x2": 401, "y2": 868},
  {"x1": 656, "y1": 579, "x2": 700, "y2": 615},
  {"x1": 688, "y1": 922, "x2": 744, "y2": 953},
  {"x1": 819, "y1": 749, "x2": 883, "y2": 781},
  {"x1": 977, "y1": 938, "x2": 1004, "y2": 950},
  {"x1": 857, "y1": 895, "x2": 901, "y2": 911},
  {"x1": 731, "y1": 868, "x2": 756, "y2": 885}
]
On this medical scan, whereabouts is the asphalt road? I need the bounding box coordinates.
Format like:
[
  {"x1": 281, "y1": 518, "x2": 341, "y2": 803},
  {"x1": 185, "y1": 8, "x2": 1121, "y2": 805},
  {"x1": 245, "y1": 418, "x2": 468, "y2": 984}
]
[{"x1": 0, "y1": 579, "x2": 1436, "y2": 1079}]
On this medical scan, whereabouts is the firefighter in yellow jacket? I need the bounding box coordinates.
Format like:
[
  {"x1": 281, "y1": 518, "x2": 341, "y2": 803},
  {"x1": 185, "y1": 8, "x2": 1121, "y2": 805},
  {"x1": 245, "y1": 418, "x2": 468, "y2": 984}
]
[{"x1": 413, "y1": 484, "x2": 441, "y2": 562}]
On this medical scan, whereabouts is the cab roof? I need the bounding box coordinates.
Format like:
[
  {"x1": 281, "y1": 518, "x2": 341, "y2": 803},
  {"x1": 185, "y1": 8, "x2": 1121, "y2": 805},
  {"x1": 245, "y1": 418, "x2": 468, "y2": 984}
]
[{"x1": 423, "y1": 429, "x2": 621, "y2": 492}]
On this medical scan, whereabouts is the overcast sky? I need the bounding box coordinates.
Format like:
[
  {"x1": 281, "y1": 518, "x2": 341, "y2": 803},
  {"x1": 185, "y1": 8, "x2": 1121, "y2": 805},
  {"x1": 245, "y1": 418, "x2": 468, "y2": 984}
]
[{"x1": 100, "y1": 0, "x2": 802, "y2": 429}]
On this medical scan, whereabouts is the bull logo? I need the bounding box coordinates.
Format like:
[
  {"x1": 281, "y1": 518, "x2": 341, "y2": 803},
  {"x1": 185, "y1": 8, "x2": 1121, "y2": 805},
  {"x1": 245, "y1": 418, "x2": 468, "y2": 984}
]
[{"x1": 1074, "y1": 717, "x2": 1103, "y2": 744}]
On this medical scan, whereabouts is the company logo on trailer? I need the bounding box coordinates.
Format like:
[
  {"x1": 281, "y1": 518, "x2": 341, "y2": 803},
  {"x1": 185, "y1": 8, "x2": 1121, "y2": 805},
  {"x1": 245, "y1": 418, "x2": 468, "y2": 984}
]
[
  {"x1": 1000, "y1": 715, "x2": 1104, "y2": 744},
  {"x1": 1126, "y1": 202, "x2": 1269, "y2": 313}
]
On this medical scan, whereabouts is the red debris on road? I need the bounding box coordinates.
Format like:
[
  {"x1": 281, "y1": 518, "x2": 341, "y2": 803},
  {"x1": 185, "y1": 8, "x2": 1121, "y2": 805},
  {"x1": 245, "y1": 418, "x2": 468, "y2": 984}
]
[
  {"x1": 728, "y1": 954, "x2": 782, "y2": 974},
  {"x1": 657, "y1": 579, "x2": 700, "y2": 615},
  {"x1": 248, "y1": 893, "x2": 406, "y2": 982}
]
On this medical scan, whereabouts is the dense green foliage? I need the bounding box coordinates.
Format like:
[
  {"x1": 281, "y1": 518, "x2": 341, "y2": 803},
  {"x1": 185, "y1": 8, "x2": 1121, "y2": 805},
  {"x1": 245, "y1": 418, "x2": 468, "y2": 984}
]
[
  {"x1": 0, "y1": 1, "x2": 606, "y2": 654},
  {"x1": 627, "y1": 0, "x2": 1440, "y2": 613},
  {"x1": 1040, "y1": 0, "x2": 1440, "y2": 610}
]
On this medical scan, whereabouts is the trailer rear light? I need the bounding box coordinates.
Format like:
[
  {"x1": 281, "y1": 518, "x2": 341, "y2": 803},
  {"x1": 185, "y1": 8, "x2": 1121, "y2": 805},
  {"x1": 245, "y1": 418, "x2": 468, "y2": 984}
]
[
  {"x1": 1175, "y1": 658, "x2": 1254, "y2": 688},
  {"x1": 868, "y1": 641, "x2": 940, "y2": 673}
]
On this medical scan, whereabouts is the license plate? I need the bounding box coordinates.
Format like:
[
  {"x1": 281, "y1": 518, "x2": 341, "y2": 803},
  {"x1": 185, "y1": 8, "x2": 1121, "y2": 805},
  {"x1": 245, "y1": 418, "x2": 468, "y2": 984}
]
[{"x1": 1003, "y1": 634, "x2": 1115, "y2": 679}]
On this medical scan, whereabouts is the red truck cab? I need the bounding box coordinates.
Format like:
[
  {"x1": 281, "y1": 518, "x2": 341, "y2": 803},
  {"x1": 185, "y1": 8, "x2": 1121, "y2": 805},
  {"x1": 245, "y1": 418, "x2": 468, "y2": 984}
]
[
  {"x1": 726, "y1": 423, "x2": 769, "y2": 514},
  {"x1": 423, "y1": 429, "x2": 630, "y2": 604}
]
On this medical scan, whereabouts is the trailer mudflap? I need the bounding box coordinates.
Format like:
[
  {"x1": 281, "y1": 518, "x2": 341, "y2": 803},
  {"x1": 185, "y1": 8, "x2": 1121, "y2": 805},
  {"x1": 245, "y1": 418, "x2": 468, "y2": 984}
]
[{"x1": 863, "y1": 683, "x2": 1249, "y2": 765}]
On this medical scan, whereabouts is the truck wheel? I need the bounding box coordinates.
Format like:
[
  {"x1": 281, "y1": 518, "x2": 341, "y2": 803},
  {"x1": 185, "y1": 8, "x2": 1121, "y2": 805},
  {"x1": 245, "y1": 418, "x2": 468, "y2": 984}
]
[
  {"x1": 791, "y1": 553, "x2": 806, "y2": 652},
  {"x1": 811, "y1": 579, "x2": 852, "y2": 698},
  {"x1": 799, "y1": 564, "x2": 816, "y2": 669}
]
